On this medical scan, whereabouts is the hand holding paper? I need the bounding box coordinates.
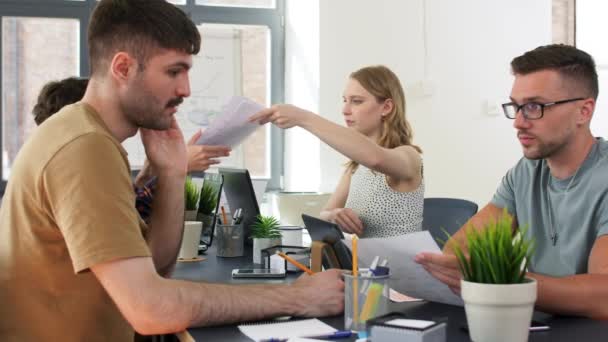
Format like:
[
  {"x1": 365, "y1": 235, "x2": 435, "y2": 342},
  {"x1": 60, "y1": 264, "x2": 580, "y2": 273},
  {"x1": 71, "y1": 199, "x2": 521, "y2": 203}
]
[
  {"x1": 195, "y1": 96, "x2": 263, "y2": 147},
  {"x1": 249, "y1": 104, "x2": 314, "y2": 129}
]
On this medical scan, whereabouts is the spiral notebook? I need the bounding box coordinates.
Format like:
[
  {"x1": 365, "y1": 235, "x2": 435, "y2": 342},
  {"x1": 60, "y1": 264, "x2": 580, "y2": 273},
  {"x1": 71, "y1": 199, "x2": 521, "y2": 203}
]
[{"x1": 237, "y1": 318, "x2": 337, "y2": 341}]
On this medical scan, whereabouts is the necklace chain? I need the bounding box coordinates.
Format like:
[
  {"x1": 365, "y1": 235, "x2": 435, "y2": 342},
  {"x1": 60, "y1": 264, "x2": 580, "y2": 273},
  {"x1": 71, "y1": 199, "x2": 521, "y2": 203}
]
[{"x1": 545, "y1": 163, "x2": 583, "y2": 246}]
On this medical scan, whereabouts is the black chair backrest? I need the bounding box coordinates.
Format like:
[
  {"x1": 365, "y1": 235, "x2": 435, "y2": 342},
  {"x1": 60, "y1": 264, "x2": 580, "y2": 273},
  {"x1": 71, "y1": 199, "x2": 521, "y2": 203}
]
[{"x1": 423, "y1": 197, "x2": 478, "y2": 245}]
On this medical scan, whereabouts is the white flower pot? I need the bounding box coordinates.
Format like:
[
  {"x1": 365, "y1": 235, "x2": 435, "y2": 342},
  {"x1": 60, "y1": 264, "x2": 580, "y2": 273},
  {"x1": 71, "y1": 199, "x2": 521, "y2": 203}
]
[
  {"x1": 252, "y1": 237, "x2": 282, "y2": 265},
  {"x1": 461, "y1": 278, "x2": 537, "y2": 342}
]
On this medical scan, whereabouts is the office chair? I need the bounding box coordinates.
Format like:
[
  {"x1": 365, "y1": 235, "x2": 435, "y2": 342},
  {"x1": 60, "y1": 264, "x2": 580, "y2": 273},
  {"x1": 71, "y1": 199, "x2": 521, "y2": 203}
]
[{"x1": 422, "y1": 197, "x2": 478, "y2": 246}]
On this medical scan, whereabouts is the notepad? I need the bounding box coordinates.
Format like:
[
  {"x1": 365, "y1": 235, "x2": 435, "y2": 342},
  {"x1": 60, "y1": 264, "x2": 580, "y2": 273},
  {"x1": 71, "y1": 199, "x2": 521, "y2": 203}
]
[{"x1": 237, "y1": 318, "x2": 337, "y2": 341}]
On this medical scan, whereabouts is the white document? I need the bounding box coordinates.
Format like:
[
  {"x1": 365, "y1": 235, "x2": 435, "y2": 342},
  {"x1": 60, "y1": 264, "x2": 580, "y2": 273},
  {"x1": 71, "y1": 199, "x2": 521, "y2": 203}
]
[
  {"x1": 195, "y1": 96, "x2": 264, "y2": 147},
  {"x1": 347, "y1": 231, "x2": 464, "y2": 306},
  {"x1": 238, "y1": 318, "x2": 336, "y2": 342}
]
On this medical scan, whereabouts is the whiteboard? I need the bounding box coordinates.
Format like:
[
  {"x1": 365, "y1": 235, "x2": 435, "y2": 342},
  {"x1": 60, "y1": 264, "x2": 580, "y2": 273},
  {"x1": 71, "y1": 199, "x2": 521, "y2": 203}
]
[{"x1": 123, "y1": 26, "x2": 244, "y2": 169}]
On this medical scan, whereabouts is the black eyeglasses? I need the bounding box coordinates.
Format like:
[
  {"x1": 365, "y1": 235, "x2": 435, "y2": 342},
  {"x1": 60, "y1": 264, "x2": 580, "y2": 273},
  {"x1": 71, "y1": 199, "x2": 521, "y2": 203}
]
[{"x1": 502, "y1": 97, "x2": 585, "y2": 120}]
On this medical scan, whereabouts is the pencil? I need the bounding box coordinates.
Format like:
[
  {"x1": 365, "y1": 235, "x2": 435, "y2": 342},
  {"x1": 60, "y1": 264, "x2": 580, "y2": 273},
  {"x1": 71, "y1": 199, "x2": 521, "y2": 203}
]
[
  {"x1": 352, "y1": 236, "x2": 359, "y2": 326},
  {"x1": 276, "y1": 251, "x2": 314, "y2": 275},
  {"x1": 220, "y1": 206, "x2": 228, "y2": 225}
]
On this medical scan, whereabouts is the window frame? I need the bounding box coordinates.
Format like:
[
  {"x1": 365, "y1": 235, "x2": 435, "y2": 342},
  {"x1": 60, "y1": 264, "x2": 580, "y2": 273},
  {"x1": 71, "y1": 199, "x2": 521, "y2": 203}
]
[{"x1": 0, "y1": 0, "x2": 285, "y2": 194}]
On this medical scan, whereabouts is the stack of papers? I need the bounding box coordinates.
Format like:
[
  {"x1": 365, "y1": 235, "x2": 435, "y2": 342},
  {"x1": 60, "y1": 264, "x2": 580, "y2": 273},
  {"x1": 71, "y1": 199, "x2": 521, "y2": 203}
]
[{"x1": 238, "y1": 318, "x2": 336, "y2": 342}]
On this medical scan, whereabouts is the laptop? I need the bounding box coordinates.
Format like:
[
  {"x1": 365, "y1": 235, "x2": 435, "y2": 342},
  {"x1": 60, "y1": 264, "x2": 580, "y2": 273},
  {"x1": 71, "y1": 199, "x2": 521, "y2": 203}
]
[{"x1": 301, "y1": 214, "x2": 352, "y2": 270}]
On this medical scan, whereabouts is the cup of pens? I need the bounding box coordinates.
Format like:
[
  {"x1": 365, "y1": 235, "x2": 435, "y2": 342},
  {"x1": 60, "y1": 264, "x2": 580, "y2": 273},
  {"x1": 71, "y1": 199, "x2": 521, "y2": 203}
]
[
  {"x1": 216, "y1": 222, "x2": 245, "y2": 257},
  {"x1": 344, "y1": 273, "x2": 390, "y2": 332}
]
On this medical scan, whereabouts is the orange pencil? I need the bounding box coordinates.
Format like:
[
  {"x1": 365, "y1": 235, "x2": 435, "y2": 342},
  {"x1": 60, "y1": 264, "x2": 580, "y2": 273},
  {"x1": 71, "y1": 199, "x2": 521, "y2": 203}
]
[
  {"x1": 352, "y1": 236, "x2": 359, "y2": 326},
  {"x1": 276, "y1": 251, "x2": 315, "y2": 275},
  {"x1": 221, "y1": 206, "x2": 228, "y2": 225}
]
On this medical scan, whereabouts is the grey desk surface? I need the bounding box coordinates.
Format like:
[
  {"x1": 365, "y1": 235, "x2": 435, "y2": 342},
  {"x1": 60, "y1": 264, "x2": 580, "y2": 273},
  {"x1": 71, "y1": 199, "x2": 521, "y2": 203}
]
[{"x1": 172, "y1": 245, "x2": 608, "y2": 342}]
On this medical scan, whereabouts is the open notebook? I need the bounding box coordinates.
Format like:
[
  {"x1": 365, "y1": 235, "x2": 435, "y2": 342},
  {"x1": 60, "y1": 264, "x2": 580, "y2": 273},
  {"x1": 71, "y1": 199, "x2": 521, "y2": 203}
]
[{"x1": 237, "y1": 318, "x2": 336, "y2": 341}]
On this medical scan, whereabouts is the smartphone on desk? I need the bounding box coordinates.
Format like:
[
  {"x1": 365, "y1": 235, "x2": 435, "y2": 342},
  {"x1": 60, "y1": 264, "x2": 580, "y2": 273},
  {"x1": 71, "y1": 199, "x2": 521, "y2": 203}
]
[
  {"x1": 231, "y1": 268, "x2": 286, "y2": 279},
  {"x1": 460, "y1": 320, "x2": 550, "y2": 333}
]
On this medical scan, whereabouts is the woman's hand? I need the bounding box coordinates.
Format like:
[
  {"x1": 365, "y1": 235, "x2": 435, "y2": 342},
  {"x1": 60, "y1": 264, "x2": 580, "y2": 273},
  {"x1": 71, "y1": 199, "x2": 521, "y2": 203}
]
[
  {"x1": 185, "y1": 130, "x2": 231, "y2": 172},
  {"x1": 331, "y1": 208, "x2": 364, "y2": 236},
  {"x1": 249, "y1": 104, "x2": 313, "y2": 129}
]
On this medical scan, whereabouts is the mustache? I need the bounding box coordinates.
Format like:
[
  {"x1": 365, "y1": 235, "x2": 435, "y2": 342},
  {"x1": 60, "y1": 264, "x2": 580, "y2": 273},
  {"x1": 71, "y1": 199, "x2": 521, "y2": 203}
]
[
  {"x1": 166, "y1": 97, "x2": 183, "y2": 108},
  {"x1": 517, "y1": 131, "x2": 535, "y2": 138}
]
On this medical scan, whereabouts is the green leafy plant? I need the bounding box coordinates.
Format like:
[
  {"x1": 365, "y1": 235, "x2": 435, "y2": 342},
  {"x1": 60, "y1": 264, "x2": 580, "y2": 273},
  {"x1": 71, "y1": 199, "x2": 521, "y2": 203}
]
[
  {"x1": 197, "y1": 181, "x2": 218, "y2": 215},
  {"x1": 184, "y1": 176, "x2": 200, "y2": 211},
  {"x1": 446, "y1": 209, "x2": 535, "y2": 284},
  {"x1": 250, "y1": 215, "x2": 282, "y2": 239}
]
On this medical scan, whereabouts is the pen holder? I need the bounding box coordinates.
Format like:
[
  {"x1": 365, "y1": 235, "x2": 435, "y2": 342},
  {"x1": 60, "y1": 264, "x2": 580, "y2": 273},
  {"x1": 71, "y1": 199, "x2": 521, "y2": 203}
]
[
  {"x1": 216, "y1": 223, "x2": 245, "y2": 257},
  {"x1": 344, "y1": 273, "x2": 390, "y2": 332},
  {"x1": 261, "y1": 245, "x2": 311, "y2": 271}
]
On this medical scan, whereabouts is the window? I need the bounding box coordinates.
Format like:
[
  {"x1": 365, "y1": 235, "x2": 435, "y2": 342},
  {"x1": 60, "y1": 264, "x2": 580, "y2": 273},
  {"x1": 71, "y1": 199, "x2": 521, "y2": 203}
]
[
  {"x1": 576, "y1": 1, "x2": 608, "y2": 137},
  {"x1": 0, "y1": 0, "x2": 284, "y2": 193},
  {"x1": 2, "y1": 17, "x2": 79, "y2": 179},
  {"x1": 196, "y1": 0, "x2": 275, "y2": 8}
]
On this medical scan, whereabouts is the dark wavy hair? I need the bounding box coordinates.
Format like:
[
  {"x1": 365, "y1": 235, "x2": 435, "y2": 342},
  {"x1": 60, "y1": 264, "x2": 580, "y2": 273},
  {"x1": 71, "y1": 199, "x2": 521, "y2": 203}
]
[
  {"x1": 32, "y1": 77, "x2": 88, "y2": 125},
  {"x1": 88, "y1": 0, "x2": 201, "y2": 75}
]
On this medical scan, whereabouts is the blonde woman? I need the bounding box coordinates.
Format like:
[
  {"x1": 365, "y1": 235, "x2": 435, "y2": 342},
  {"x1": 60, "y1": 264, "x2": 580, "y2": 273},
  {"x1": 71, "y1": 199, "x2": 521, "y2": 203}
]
[{"x1": 251, "y1": 65, "x2": 423, "y2": 238}]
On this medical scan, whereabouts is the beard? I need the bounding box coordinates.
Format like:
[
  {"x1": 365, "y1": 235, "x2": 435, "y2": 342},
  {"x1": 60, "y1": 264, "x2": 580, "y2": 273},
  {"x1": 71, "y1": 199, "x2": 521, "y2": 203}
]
[
  {"x1": 120, "y1": 77, "x2": 183, "y2": 130},
  {"x1": 520, "y1": 131, "x2": 572, "y2": 160}
]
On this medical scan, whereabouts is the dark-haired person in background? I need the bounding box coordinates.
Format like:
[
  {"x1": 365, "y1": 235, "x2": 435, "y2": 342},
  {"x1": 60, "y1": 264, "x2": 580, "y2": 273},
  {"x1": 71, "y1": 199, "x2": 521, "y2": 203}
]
[
  {"x1": 416, "y1": 44, "x2": 608, "y2": 319},
  {"x1": 32, "y1": 76, "x2": 231, "y2": 222},
  {"x1": 0, "y1": 1, "x2": 344, "y2": 341}
]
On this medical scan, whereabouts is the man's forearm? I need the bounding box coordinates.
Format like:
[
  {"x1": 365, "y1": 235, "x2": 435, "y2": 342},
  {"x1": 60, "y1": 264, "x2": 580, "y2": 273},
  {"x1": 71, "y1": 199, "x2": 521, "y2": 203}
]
[
  {"x1": 183, "y1": 281, "x2": 301, "y2": 327},
  {"x1": 137, "y1": 279, "x2": 303, "y2": 334},
  {"x1": 146, "y1": 172, "x2": 186, "y2": 276},
  {"x1": 530, "y1": 272, "x2": 608, "y2": 319}
]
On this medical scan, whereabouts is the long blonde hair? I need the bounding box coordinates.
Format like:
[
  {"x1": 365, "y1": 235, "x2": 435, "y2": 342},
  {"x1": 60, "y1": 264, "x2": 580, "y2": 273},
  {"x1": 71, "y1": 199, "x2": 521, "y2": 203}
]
[{"x1": 347, "y1": 65, "x2": 421, "y2": 171}]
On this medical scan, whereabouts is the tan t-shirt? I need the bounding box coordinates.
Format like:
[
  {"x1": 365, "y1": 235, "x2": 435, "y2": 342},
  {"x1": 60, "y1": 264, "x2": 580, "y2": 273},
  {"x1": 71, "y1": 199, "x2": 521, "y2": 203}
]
[{"x1": 0, "y1": 103, "x2": 151, "y2": 341}]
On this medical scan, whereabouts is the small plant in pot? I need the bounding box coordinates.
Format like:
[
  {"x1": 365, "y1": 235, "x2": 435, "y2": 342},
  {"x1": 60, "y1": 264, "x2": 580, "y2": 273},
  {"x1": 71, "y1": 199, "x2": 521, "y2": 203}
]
[
  {"x1": 446, "y1": 209, "x2": 536, "y2": 342},
  {"x1": 197, "y1": 181, "x2": 219, "y2": 240},
  {"x1": 184, "y1": 176, "x2": 200, "y2": 221},
  {"x1": 250, "y1": 215, "x2": 282, "y2": 264}
]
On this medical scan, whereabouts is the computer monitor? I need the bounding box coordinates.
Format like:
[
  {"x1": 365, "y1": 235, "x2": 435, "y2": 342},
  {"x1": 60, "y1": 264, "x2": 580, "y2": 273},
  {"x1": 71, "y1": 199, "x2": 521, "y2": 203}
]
[{"x1": 219, "y1": 168, "x2": 260, "y2": 240}]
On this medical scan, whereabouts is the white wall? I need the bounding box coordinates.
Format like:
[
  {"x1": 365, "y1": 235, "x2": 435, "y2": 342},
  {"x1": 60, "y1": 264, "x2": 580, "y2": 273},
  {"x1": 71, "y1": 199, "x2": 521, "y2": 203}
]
[
  {"x1": 283, "y1": 0, "x2": 320, "y2": 191},
  {"x1": 286, "y1": 0, "x2": 552, "y2": 206}
]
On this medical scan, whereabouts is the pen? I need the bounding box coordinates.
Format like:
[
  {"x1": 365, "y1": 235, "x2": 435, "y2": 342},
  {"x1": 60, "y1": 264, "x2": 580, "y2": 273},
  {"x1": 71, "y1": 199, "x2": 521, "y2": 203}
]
[
  {"x1": 261, "y1": 330, "x2": 353, "y2": 342},
  {"x1": 221, "y1": 206, "x2": 228, "y2": 225},
  {"x1": 314, "y1": 330, "x2": 353, "y2": 339},
  {"x1": 276, "y1": 251, "x2": 315, "y2": 275},
  {"x1": 232, "y1": 208, "x2": 241, "y2": 224}
]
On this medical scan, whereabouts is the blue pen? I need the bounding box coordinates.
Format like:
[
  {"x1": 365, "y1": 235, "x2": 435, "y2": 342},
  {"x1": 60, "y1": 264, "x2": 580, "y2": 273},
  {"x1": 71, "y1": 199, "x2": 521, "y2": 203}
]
[
  {"x1": 261, "y1": 331, "x2": 352, "y2": 342},
  {"x1": 322, "y1": 330, "x2": 354, "y2": 339}
]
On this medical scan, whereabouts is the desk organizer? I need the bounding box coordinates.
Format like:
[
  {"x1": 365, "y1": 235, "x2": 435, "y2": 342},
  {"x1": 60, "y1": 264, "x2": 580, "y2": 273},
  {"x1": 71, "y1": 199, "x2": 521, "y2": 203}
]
[
  {"x1": 261, "y1": 245, "x2": 311, "y2": 272},
  {"x1": 367, "y1": 312, "x2": 447, "y2": 342}
]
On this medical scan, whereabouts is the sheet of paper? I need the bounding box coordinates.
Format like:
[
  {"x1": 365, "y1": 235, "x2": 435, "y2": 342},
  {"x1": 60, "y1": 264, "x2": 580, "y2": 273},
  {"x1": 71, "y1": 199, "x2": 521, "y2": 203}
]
[
  {"x1": 389, "y1": 288, "x2": 423, "y2": 303},
  {"x1": 238, "y1": 318, "x2": 336, "y2": 342},
  {"x1": 195, "y1": 96, "x2": 263, "y2": 147},
  {"x1": 346, "y1": 231, "x2": 463, "y2": 306}
]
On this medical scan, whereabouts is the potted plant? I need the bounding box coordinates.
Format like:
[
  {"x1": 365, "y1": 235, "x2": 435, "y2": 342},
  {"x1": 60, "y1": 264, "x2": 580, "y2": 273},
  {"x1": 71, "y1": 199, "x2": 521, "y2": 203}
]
[
  {"x1": 184, "y1": 176, "x2": 200, "y2": 221},
  {"x1": 250, "y1": 214, "x2": 282, "y2": 264},
  {"x1": 447, "y1": 209, "x2": 536, "y2": 342},
  {"x1": 197, "y1": 181, "x2": 219, "y2": 233}
]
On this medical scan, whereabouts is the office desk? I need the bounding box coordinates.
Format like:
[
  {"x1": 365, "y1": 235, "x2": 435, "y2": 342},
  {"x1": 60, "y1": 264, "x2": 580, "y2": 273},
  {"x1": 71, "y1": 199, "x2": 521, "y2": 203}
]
[{"x1": 173, "y1": 246, "x2": 608, "y2": 342}]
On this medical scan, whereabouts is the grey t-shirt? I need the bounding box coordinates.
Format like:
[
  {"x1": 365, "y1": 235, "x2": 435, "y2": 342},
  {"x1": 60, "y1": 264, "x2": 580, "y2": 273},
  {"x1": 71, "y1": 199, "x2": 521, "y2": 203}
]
[{"x1": 491, "y1": 138, "x2": 608, "y2": 277}]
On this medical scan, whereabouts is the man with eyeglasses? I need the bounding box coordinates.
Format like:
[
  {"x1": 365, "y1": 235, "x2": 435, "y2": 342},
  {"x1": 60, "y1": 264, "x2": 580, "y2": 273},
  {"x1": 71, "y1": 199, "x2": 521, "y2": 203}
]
[{"x1": 416, "y1": 44, "x2": 608, "y2": 319}]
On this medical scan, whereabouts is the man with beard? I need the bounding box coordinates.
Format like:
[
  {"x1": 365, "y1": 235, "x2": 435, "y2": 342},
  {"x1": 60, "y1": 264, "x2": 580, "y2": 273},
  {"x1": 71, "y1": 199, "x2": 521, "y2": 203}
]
[
  {"x1": 0, "y1": 1, "x2": 343, "y2": 341},
  {"x1": 415, "y1": 44, "x2": 608, "y2": 319}
]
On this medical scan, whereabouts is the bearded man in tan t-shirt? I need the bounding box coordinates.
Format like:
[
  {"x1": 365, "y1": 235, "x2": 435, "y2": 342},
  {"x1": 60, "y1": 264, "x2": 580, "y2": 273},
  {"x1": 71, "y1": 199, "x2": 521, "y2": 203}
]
[{"x1": 0, "y1": 1, "x2": 344, "y2": 341}]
